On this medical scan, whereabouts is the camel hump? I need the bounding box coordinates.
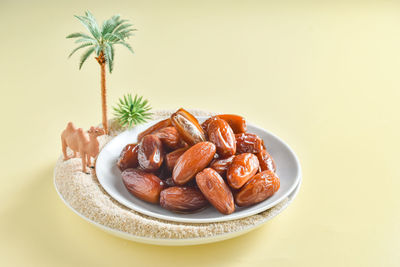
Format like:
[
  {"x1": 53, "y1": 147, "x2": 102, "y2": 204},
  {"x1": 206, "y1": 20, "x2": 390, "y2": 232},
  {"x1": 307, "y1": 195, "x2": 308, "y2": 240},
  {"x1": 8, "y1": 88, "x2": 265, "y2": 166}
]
[
  {"x1": 63, "y1": 122, "x2": 77, "y2": 137},
  {"x1": 77, "y1": 128, "x2": 90, "y2": 142},
  {"x1": 66, "y1": 122, "x2": 76, "y2": 130},
  {"x1": 77, "y1": 128, "x2": 85, "y2": 137}
]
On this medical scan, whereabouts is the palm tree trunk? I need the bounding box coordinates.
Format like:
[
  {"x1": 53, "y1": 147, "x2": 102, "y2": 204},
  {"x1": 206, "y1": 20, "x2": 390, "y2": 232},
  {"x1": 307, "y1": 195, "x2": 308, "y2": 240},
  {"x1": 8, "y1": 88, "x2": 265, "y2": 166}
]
[{"x1": 97, "y1": 51, "x2": 108, "y2": 134}]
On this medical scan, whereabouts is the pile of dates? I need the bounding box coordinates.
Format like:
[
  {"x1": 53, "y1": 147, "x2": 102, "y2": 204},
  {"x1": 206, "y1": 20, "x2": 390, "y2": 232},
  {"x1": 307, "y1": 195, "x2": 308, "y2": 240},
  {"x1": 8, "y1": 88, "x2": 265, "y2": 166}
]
[{"x1": 117, "y1": 108, "x2": 280, "y2": 215}]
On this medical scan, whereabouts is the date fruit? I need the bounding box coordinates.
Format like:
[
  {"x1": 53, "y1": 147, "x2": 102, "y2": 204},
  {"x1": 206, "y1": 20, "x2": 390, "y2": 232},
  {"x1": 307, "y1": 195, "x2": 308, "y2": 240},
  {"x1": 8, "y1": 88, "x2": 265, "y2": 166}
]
[
  {"x1": 165, "y1": 147, "x2": 188, "y2": 172},
  {"x1": 173, "y1": 142, "x2": 216, "y2": 185},
  {"x1": 209, "y1": 155, "x2": 235, "y2": 177},
  {"x1": 202, "y1": 114, "x2": 247, "y2": 134},
  {"x1": 121, "y1": 168, "x2": 165, "y2": 203},
  {"x1": 227, "y1": 153, "x2": 259, "y2": 189},
  {"x1": 256, "y1": 149, "x2": 276, "y2": 172},
  {"x1": 196, "y1": 168, "x2": 235, "y2": 215},
  {"x1": 218, "y1": 114, "x2": 247, "y2": 134},
  {"x1": 117, "y1": 143, "x2": 139, "y2": 171},
  {"x1": 207, "y1": 117, "x2": 236, "y2": 158},
  {"x1": 160, "y1": 186, "x2": 208, "y2": 213},
  {"x1": 171, "y1": 108, "x2": 206, "y2": 146},
  {"x1": 154, "y1": 126, "x2": 184, "y2": 150},
  {"x1": 137, "y1": 118, "x2": 172, "y2": 141},
  {"x1": 138, "y1": 134, "x2": 164, "y2": 172},
  {"x1": 235, "y1": 133, "x2": 264, "y2": 154},
  {"x1": 235, "y1": 170, "x2": 280, "y2": 207}
]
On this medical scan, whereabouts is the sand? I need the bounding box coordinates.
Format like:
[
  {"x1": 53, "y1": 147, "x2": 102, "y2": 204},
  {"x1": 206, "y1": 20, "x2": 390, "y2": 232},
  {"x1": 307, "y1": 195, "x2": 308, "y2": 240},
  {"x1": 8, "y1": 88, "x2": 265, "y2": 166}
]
[{"x1": 54, "y1": 110, "x2": 290, "y2": 240}]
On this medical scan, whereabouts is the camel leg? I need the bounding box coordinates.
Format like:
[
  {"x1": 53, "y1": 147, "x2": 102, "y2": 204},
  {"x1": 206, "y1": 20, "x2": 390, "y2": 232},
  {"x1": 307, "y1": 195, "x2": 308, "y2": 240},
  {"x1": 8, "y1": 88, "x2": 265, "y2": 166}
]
[
  {"x1": 89, "y1": 156, "x2": 95, "y2": 168},
  {"x1": 73, "y1": 151, "x2": 77, "y2": 158},
  {"x1": 87, "y1": 154, "x2": 92, "y2": 167},
  {"x1": 62, "y1": 138, "x2": 69, "y2": 160},
  {"x1": 81, "y1": 151, "x2": 88, "y2": 174}
]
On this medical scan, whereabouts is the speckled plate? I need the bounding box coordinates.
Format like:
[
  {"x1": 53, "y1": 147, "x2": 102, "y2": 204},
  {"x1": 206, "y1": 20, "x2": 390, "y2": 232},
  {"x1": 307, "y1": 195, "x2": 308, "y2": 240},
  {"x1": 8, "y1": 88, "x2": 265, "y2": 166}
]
[{"x1": 96, "y1": 117, "x2": 302, "y2": 224}]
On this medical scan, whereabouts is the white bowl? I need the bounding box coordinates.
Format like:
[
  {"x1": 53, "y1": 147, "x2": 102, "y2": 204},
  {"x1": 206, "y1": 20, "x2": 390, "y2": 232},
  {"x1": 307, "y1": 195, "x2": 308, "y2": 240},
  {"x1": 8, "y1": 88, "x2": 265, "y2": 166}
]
[{"x1": 96, "y1": 117, "x2": 302, "y2": 223}]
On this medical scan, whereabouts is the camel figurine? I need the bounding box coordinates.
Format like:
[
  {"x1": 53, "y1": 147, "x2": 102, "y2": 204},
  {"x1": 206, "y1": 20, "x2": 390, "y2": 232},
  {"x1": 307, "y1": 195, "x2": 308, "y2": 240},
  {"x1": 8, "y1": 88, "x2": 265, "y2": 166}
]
[{"x1": 61, "y1": 122, "x2": 105, "y2": 173}]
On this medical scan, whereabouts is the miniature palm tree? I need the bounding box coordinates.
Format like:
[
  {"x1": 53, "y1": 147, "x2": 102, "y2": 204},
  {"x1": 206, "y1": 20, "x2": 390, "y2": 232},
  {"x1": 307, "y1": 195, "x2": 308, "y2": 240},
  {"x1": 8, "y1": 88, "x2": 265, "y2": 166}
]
[{"x1": 67, "y1": 11, "x2": 136, "y2": 134}]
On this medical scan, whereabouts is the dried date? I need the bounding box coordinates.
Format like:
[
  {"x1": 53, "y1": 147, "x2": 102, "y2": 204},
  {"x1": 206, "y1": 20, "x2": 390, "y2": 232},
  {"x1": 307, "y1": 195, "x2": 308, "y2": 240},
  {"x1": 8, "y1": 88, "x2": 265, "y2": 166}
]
[
  {"x1": 171, "y1": 108, "x2": 206, "y2": 146},
  {"x1": 172, "y1": 142, "x2": 216, "y2": 185},
  {"x1": 196, "y1": 168, "x2": 235, "y2": 215},
  {"x1": 138, "y1": 135, "x2": 164, "y2": 172},
  {"x1": 226, "y1": 153, "x2": 259, "y2": 189},
  {"x1": 207, "y1": 117, "x2": 236, "y2": 158},
  {"x1": 117, "y1": 143, "x2": 139, "y2": 171},
  {"x1": 160, "y1": 186, "x2": 208, "y2": 213},
  {"x1": 235, "y1": 170, "x2": 280, "y2": 207},
  {"x1": 121, "y1": 168, "x2": 165, "y2": 204}
]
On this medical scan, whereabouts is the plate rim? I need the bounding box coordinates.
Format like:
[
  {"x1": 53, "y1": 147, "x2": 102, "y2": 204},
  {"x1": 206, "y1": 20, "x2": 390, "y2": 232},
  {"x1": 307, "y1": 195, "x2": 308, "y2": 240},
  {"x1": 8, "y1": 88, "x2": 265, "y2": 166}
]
[
  {"x1": 54, "y1": 171, "x2": 302, "y2": 246},
  {"x1": 96, "y1": 117, "x2": 302, "y2": 223}
]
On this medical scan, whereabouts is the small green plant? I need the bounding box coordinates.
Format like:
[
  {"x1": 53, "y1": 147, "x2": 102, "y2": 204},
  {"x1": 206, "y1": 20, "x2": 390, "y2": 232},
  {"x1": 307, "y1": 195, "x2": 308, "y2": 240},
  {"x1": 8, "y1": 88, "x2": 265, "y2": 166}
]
[
  {"x1": 113, "y1": 94, "x2": 153, "y2": 128},
  {"x1": 66, "y1": 11, "x2": 136, "y2": 134}
]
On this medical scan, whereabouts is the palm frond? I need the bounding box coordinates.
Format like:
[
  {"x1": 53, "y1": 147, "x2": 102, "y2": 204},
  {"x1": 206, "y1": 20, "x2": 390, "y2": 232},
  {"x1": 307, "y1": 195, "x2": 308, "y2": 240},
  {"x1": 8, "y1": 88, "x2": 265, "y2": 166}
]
[
  {"x1": 104, "y1": 43, "x2": 114, "y2": 73},
  {"x1": 113, "y1": 23, "x2": 133, "y2": 34},
  {"x1": 116, "y1": 29, "x2": 135, "y2": 40},
  {"x1": 79, "y1": 47, "x2": 95, "y2": 69},
  {"x1": 74, "y1": 37, "x2": 98, "y2": 45},
  {"x1": 67, "y1": 11, "x2": 136, "y2": 72},
  {"x1": 66, "y1": 32, "x2": 95, "y2": 39},
  {"x1": 85, "y1": 10, "x2": 101, "y2": 35},
  {"x1": 68, "y1": 43, "x2": 94, "y2": 58},
  {"x1": 94, "y1": 45, "x2": 101, "y2": 56},
  {"x1": 74, "y1": 15, "x2": 95, "y2": 37},
  {"x1": 74, "y1": 13, "x2": 101, "y2": 40},
  {"x1": 116, "y1": 41, "x2": 134, "y2": 53},
  {"x1": 107, "y1": 43, "x2": 114, "y2": 60},
  {"x1": 103, "y1": 32, "x2": 121, "y2": 43},
  {"x1": 101, "y1": 15, "x2": 123, "y2": 35},
  {"x1": 103, "y1": 30, "x2": 134, "y2": 43},
  {"x1": 111, "y1": 14, "x2": 121, "y2": 22},
  {"x1": 101, "y1": 18, "x2": 116, "y2": 35},
  {"x1": 119, "y1": 28, "x2": 136, "y2": 35}
]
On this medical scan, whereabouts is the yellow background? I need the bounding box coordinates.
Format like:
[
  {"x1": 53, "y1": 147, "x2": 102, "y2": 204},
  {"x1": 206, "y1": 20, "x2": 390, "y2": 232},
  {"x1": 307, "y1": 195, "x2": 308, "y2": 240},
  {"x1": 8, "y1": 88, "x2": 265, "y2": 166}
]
[{"x1": 0, "y1": 0, "x2": 399, "y2": 266}]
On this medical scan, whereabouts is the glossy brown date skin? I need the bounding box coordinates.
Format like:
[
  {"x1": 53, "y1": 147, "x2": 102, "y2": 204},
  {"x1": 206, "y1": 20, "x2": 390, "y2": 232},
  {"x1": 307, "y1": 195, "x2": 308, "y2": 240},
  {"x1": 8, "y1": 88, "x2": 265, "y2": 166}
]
[
  {"x1": 201, "y1": 116, "x2": 216, "y2": 133},
  {"x1": 235, "y1": 133, "x2": 264, "y2": 154},
  {"x1": 172, "y1": 142, "x2": 216, "y2": 185},
  {"x1": 226, "y1": 153, "x2": 259, "y2": 189},
  {"x1": 196, "y1": 168, "x2": 235, "y2": 215},
  {"x1": 160, "y1": 186, "x2": 208, "y2": 213},
  {"x1": 256, "y1": 149, "x2": 276, "y2": 172},
  {"x1": 218, "y1": 114, "x2": 247, "y2": 134},
  {"x1": 154, "y1": 126, "x2": 184, "y2": 150},
  {"x1": 137, "y1": 118, "x2": 172, "y2": 141},
  {"x1": 138, "y1": 135, "x2": 164, "y2": 172},
  {"x1": 207, "y1": 117, "x2": 236, "y2": 158},
  {"x1": 121, "y1": 168, "x2": 165, "y2": 204},
  {"x1": 202, "y1": 114, "x2": 247, "y2": 134},
  {"x1": 235, "y1": 170, "x2": 280, "y2": 207},
  {"x1": 117, "y1": 143, "x2": 139, "y2": 171},
  {"x1": 171, "y1": 108, "x2": 206, "y2": 146},
  {"x1": 165, "y1": 147, "x2": 188, "y2": 172},
  {"x1": 209, "y1": 155, "x2": 235, "y2": 177}
]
